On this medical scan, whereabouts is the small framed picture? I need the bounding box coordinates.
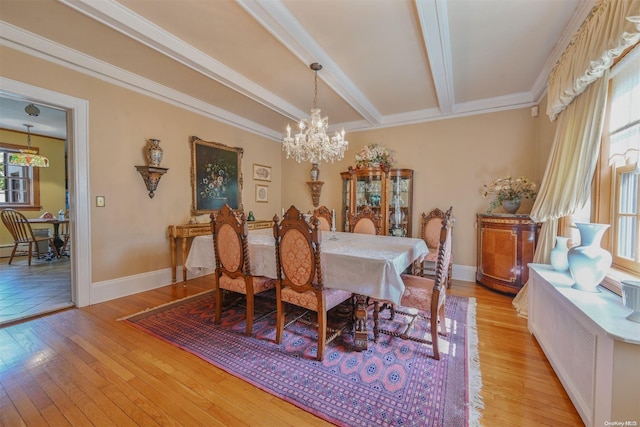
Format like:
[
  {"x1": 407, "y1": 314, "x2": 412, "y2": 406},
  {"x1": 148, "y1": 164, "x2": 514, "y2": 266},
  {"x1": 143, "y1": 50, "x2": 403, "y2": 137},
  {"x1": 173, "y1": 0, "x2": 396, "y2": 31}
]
[
  {"x1": 256, "y1": 184, "x2": 269, "y2": 203},
  {"x1": 253, "y1": 163, "x2": 272, "y2": 181}
]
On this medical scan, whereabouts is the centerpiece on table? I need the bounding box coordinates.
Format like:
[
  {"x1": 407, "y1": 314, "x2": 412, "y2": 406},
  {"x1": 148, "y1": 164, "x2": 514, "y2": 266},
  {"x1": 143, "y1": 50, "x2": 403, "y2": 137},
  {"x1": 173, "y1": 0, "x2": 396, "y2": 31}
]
[
  {"x1": 354, "y1": 143, "x2": 394, "y2": 171},
  {"x1": 483, "y1": 176, "x2": 537, "y2": 214}
]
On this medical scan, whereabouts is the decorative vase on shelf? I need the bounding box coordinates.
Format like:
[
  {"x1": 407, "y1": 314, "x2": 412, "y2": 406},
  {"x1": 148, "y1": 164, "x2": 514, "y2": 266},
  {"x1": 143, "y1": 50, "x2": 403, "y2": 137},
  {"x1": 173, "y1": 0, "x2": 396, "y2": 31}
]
[
  {"x1": 310, "y1": 163, "x2": 320, "y2": 181},
  {"x1": 501, "y1": 199, "x2": 521, "y2": 214},
  {"x1": 146, "y1": 138, "x2": 163, "y2": 167},
  {"x1": 567, "y1": 223, "x2": 612, "y2": 292},
  {"x1": 549, "y1": 236, "x2": 570, "y2": 272}
]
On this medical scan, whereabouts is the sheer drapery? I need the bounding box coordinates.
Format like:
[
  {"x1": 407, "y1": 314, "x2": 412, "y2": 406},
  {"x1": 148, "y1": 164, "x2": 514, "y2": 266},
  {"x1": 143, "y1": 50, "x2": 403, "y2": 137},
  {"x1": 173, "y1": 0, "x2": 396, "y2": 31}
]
[
  {"x1": 547, "y1": 0, "x2": 640, "y2": 122},
  {"x1": 513, "y1": 77, "x2": 609, "y2": 316}
]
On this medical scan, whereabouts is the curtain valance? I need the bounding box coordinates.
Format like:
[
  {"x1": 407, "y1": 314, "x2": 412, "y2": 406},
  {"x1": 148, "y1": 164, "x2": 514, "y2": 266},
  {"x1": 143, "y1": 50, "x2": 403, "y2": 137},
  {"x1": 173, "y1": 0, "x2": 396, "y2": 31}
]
[{"x1": 547, "y1": 0, "x2": 640, "y2": 121}]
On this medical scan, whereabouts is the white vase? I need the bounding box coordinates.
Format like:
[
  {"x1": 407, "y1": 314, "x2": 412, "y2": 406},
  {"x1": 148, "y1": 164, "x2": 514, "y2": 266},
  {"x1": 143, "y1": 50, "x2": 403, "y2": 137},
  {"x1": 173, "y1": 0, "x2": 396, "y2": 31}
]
[
  {"x1": 549, "y1": 236, "x2": 570, "y2": 272},
  {"x1": 567, "y1": 223, "x2": 612, "y2": 292}
]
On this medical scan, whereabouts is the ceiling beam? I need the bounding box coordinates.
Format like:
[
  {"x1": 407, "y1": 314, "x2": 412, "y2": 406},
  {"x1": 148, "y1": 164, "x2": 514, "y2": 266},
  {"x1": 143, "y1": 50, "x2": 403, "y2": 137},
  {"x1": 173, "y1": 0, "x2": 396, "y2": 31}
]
[
  {"x1": 237, "y1": 0, "x2": 383, "y2": 126},
  {"x1": 416, "y1": 0, "x2": 454, "y2": 115}
]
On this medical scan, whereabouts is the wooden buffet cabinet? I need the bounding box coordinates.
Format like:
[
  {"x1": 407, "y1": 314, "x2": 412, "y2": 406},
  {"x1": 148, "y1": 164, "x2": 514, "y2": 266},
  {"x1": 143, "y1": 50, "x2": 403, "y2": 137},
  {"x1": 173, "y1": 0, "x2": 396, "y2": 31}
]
[
  {"x1": 340, "y1": 167, "x2": 414, "y2": 236},
  {"x1": 476, "y1": 214, "x2": 540, "y2": 294},
  {"x1": 169, "y1": 220, "x2": 273, "y2": 283}
]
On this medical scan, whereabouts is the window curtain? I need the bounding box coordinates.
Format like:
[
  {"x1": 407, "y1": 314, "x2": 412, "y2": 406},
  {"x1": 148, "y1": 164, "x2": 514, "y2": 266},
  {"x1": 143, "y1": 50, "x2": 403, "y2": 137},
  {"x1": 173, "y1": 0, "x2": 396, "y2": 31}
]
[
  {"x1": 513, "y1": 0, "x2": 640, "y2": 317},
  {"x1": 547, "y1": 0, "x2": 640, "y2": 122}
]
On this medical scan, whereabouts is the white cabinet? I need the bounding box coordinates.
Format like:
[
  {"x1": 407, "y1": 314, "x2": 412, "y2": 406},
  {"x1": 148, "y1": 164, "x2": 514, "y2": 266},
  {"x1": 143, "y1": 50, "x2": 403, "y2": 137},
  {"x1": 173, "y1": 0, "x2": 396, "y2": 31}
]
[{"x1": 528, "y1": 264, "x2": 640, "y2": 427}]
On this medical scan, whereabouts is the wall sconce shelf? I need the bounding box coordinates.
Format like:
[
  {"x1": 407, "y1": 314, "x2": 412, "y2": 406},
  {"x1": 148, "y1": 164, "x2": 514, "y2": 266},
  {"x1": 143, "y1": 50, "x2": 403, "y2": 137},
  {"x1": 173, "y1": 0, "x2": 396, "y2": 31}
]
[
  {"x1": 306, "y1": 181, "x2": 324, "y2": 207},
  {"x1": 136, "y1": 166, "x2": 168, "y2": 198}
]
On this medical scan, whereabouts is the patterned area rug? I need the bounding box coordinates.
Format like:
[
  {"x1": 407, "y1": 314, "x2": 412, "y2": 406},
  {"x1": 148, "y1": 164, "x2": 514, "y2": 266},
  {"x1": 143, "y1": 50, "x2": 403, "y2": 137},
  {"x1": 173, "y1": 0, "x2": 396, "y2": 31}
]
[{"x1": 125, "y1": 291, "x2": 482, "y2": 426}]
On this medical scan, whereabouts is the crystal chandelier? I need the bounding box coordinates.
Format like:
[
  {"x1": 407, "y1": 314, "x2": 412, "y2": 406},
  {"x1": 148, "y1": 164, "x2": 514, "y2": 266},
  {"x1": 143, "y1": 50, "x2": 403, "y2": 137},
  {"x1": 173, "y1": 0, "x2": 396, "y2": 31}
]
[
  {"x1": 282, "y1": 63, "x2": 348, "y2": 173},
  {"x1": 9, "y1": 124, "x2": 50, "y2": 168}
]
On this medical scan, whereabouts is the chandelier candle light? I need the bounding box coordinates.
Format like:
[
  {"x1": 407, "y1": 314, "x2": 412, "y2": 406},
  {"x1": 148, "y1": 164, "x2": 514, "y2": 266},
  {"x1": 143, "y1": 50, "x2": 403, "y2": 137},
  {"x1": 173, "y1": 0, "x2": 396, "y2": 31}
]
[{"x1": 282, "y1": 63, "x2": 349, "y2": 181}]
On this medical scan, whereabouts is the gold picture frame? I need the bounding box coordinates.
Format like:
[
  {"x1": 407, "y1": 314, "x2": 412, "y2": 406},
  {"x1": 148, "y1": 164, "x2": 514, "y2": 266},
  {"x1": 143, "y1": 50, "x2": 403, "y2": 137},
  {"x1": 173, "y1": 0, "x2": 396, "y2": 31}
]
[
  {"x1": 255, "y1": 184, "x2": 268, "y2": 203},
  {"x1": 190, "y1": 136, "x2": 243, "y2": 215},
  {"x1": 253, "y1": 163, "x2": 272, "y2": 181}
]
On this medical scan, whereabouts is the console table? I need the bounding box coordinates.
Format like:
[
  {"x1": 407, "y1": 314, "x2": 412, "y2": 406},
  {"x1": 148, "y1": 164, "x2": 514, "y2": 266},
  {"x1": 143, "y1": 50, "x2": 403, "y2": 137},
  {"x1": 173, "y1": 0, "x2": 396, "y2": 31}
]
[
  {"x1": 168, "y1": 220, "x2": 272, "y2": 283},
  {"x1": 528, "y1": 264, "x2": 640, "y2": 426}
]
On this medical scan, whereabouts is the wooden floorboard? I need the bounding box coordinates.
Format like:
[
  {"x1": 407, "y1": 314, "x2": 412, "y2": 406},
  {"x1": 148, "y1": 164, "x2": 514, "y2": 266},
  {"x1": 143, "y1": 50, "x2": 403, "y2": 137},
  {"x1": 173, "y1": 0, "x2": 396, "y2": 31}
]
[{"x1": 0, "y1": 276, "x2": 583, "y2": 426}]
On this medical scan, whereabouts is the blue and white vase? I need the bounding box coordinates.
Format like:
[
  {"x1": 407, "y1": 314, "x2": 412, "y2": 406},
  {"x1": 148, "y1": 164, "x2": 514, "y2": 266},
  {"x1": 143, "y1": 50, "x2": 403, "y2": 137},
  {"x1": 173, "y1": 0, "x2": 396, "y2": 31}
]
[{"x1": 567, "y1": 223, "x2": 612, "y2": 292}]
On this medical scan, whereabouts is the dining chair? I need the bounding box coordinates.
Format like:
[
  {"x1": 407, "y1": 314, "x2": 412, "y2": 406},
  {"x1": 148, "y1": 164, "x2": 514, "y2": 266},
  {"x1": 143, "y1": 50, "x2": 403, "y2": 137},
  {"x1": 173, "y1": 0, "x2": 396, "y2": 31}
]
[
  {"x1": 273, "y1": 205, "x2": 353, "y2": 361},
  {"x1": 373, "y1": 206, "x2": 453, "y2": 360},
  {"x1": 211, "y1": 204, "x2": 276, "y2": 336},
  {"x1": 1, "y1": 208, "x2": 60, "y2": 265},
  {"x1": 313, "y1": 205, "x2": 333, "y2": 231},
  {"x1": 413, "y1": 207, "x2": 454, "y2": 288},
  {"x1": 348, "y1": 205, "x2": 382, "y2": 235}
]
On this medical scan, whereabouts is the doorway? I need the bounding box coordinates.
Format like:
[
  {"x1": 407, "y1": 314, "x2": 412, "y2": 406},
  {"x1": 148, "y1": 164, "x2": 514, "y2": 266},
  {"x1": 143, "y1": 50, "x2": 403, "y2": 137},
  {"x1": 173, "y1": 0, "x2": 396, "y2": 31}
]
[{"x1": 0, "y1": 77, "x2": 92, "y2": 310}]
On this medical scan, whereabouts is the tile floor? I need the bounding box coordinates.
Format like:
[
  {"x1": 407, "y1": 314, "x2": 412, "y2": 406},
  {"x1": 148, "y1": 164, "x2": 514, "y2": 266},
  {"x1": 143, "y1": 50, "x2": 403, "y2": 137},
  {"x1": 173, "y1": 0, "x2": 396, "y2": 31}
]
[{"x1": 0, "y1": 254, "x2": 72, "y2": 326}]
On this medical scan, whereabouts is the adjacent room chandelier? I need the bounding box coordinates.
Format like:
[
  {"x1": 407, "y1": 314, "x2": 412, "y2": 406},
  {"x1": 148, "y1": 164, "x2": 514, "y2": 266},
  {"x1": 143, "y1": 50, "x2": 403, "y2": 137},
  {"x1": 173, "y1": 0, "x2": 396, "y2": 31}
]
[
  {"x1": 9, "y1": 124, "x2": 50, "y2": 168},
  {"x1": 282, "y1": 63, "x2": 349, "y2": 167}
]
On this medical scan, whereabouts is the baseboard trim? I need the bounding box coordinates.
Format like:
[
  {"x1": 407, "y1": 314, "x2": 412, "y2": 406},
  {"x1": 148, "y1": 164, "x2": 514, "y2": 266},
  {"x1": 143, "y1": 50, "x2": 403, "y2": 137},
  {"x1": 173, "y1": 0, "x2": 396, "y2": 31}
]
[{"x1": 90, "y1": 266, "x2": 211, "y2": 305}]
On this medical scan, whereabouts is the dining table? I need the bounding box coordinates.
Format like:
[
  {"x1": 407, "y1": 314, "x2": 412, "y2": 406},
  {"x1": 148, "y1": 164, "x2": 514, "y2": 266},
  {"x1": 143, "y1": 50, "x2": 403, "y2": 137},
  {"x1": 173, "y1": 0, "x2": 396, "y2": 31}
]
[
  {"x1": 27, "y1": 217, "x2": 69, "y2": 257},
  {"x1": 185, "y1": 228, "x2": 428, "y2": 351}
]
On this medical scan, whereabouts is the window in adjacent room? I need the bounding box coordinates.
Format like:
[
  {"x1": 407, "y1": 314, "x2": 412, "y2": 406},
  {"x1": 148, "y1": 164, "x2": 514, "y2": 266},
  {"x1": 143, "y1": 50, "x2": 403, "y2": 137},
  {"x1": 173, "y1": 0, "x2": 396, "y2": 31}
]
[{"x1": 0, "y1": 142, "x2": 41, "y2": 209}]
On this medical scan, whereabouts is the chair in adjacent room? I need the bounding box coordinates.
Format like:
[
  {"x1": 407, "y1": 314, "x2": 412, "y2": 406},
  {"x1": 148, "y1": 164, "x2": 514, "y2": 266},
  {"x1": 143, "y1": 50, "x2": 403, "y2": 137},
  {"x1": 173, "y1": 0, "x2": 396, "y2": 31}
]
[
  {"x1": 58, "y1": 209, "x2": 71, "y2": 257},
  {"x1": 413, "y1": 207, "x2": 454, "y2": 288},
  {"x1": 1, "y1": 208, "x2": 59, "y2": 265},
  {"x1": 211, "y1": 204, "x2": 276, "y2": 336},
  {"x1": 313, "y1": 205, "x2": 333, "y2": 231},
  {"x1": 373, "y1": 206, "x2": 453, "y2": 360},
  {"x1": 273, "y1": 205, "x2": 353, "y2": 361},
  {"x1": 348, "y1": 205, "x2": 382, "y2": 235}
]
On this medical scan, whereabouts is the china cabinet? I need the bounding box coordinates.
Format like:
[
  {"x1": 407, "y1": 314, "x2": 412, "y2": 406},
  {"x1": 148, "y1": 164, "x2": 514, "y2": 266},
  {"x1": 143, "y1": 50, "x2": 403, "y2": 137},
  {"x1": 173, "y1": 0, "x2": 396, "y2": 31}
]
[
  {"x1": 340, "y1": 167, "x2": 413, "y2": 236},
  {"x1": 476, "y1": 214, "x2": 540, "y2": 294}
]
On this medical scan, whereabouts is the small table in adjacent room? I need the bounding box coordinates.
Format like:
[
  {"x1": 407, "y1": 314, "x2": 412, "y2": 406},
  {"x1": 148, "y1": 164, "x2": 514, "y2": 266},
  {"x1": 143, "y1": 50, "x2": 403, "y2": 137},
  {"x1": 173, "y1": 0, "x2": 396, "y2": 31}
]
[{"x1": 27, "y1": 217, "x2": 69, "y2": 257}]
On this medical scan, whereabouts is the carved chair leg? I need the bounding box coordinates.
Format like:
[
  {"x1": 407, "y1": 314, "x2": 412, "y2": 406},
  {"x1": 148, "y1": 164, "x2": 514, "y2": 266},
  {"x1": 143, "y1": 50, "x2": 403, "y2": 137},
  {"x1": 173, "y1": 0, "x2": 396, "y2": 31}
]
[
  {"x1": 373, "y1": 301, "x2": 380, "y2": 343},
  {"x1": 430, "y1": 310, "x2": 440, "y2": 360}
]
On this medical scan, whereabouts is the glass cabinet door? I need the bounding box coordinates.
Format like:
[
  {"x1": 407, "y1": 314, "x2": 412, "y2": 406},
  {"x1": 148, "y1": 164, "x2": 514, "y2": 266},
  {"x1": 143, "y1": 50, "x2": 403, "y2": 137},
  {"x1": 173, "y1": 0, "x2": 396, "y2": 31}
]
[
  {"x1": 387, "y1": 169, "x2": 413, "y2": 237},
  {"x1": 354, "y1": 171, "x2": 384, "y2": 214},
  {"x1": 341, "y1": 167, "x2": 412, "y2": 235}
]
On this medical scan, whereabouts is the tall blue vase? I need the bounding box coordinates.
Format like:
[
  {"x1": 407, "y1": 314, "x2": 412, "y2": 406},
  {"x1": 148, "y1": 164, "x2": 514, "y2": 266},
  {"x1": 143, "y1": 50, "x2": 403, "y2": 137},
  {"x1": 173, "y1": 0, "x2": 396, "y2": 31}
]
[{"x1": 567, "y1": 223, "x2": 611, "y2": 292}]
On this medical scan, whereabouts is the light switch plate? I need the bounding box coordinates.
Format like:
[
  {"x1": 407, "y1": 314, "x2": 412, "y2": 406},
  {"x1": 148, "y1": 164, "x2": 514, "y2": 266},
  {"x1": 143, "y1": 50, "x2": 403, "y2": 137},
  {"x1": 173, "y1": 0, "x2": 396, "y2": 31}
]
[{"x1": 96, "y1": 196, "x2": 105, "y2": 207}]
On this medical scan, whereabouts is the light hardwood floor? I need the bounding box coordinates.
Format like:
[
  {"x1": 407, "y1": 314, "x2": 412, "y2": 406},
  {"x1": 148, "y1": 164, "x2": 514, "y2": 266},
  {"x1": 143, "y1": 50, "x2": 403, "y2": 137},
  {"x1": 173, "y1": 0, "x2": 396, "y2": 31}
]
[{"x1": 0, "y1": 277, "x2": 582, "y2": 426}]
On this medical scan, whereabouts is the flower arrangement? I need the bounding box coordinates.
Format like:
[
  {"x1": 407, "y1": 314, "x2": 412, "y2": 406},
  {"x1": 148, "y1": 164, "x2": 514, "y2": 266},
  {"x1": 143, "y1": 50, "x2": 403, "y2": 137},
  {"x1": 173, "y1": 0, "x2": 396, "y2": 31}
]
[
  {"x1": 354, "y1": 143, "x2": 394, "y2": 170},
  {"x1": 483, "y1": 176, "x2": 537, "y2": 213},
  {"x1": 199, "y1": 158, "x2": 233, "y2": 200}
]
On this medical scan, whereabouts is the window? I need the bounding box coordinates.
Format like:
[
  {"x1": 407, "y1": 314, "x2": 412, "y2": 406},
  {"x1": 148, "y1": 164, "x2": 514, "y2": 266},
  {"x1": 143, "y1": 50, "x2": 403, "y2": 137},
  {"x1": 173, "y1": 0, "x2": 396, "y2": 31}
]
[
  {"x1": 601, "y1": 47, "x2": 640, "y2": 277},
  {"x1": 0, "y1": 142, "x2": 41, "y2": 209}
]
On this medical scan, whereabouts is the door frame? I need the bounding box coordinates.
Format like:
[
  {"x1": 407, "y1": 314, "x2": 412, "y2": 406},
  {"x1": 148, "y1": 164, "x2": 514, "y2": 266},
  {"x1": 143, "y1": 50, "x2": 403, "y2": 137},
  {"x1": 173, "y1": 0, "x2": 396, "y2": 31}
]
[{"x1": 1, "y1": 77, "x2": 91, "y2": 306}]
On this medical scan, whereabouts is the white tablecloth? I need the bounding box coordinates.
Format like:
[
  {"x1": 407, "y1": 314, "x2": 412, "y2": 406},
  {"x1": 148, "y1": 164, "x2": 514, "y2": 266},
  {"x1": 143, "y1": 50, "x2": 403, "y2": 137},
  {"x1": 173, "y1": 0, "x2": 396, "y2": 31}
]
[{"x1": 185, "y1": 228, "x2": 428, "y2": 305}]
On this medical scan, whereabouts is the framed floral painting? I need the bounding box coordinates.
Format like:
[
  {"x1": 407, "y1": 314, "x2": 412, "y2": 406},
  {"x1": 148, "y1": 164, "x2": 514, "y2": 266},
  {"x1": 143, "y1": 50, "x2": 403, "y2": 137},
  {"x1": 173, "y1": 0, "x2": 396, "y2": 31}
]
[{"x1": 190, "y1": 136, "x2": 243, "y2": 215}]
